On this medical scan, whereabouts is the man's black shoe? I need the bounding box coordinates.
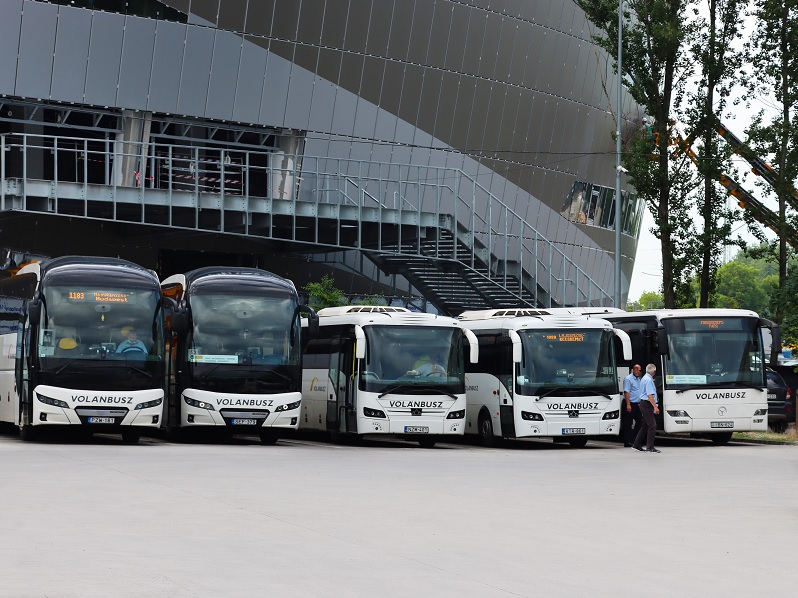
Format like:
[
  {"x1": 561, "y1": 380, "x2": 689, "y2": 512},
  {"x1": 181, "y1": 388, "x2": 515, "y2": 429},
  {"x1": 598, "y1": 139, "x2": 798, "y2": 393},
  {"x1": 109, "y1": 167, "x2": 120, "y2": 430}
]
[
  {"x1": 631, "y1": 445, "x2": 645, "y2": 452},
  {"x1": 647, "y1": 448, "x2": 661, "y2": 453}
]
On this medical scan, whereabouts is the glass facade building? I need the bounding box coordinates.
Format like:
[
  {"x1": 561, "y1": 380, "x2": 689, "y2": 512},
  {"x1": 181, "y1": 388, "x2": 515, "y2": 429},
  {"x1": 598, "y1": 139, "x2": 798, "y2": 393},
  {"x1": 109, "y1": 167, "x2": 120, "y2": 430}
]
[{"x1": 0, "y1": 0, "x2": 643, "y2": 311}]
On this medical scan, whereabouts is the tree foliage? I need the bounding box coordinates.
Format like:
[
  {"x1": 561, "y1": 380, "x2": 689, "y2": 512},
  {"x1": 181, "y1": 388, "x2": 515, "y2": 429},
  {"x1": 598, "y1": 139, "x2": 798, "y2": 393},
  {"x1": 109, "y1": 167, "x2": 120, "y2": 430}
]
[
  {"x1": 743, "y1": 0, "x2": 798, "y2": 324},
  {"x1": 302, "y1": 274, "x2": 347, "y2": 310},
  {"x1": 576, "y1": 0, "x2": 700, "y2": 308}
]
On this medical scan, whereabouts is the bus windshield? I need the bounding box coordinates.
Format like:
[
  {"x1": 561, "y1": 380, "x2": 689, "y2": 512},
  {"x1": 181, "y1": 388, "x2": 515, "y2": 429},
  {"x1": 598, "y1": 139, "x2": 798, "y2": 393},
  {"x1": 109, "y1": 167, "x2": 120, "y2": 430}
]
[
  {"x1": 360, "y1": 325, "x2": 465, "y2": 394},
  {"x1": 515, "y1": 329, "x2": 616, "y2": 396},
  {"x1": 662, "y1": 316, "x2": 764, "y2": 388},
  {"x1": 186, "y1": 293, "x2": 301, "y2": 391},
  {"x1": 36, "y1": 284, "x2": 164, "y2": 389}
]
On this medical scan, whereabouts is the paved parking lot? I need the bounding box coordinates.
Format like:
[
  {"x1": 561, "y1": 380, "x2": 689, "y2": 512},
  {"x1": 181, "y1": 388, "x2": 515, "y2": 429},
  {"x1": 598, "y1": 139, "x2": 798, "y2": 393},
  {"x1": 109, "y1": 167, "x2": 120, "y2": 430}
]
[{"x1": 0, "y1": 430, "x2": 796, "y2": 597}]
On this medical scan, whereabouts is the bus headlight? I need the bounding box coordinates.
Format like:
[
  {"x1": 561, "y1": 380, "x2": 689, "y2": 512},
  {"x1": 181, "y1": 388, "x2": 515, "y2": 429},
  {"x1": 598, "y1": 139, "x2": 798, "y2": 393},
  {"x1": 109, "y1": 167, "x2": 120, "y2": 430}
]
[
  {"x1": 446, "y1": 409, "x2": 465, "y2": 419},
  {"x1": 667, "y1": 410, "x2": 690, "y2": 417},
  {"x1": 754, "y1": 409, "x2": 767, "y2": 416},
  {"x1": 602, "y1": 410, "x2": 620, "y2": 420},
  {"x1": 275, "y1": 400, "x2": 301, "y2": 412},
  {"x1": 134, "y1": 398, "x2": 163, "y2": 410},
  {"x1": 184, "y1": 397, "x2": 216, "y2": 411},
  {"x1": 521, "y1": 411, "x2": 543, "y2": 421},
  {"x1": 37, "y1": 394, "x2": 70, "y2": 409},
  {"x1": 363, "y1": 407, "x2": 386, "y2": 418}
]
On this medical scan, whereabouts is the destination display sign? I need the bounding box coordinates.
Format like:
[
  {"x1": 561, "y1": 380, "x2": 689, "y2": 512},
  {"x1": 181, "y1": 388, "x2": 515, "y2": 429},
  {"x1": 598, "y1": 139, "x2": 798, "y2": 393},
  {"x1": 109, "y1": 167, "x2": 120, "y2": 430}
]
[
  {"x1": 543, "y1": 332, "x2": 585, "y2": 342},
  {"x1": 67, "y1": 291, "x2": 129, "y2": 303}
]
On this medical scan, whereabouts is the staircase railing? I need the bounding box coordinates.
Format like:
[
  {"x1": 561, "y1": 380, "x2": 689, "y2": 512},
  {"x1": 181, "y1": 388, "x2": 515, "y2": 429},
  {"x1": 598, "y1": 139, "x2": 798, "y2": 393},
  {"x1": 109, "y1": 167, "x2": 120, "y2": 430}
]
[{"x1": 1, "y1": 132, "x2": 615, "y2": 306}]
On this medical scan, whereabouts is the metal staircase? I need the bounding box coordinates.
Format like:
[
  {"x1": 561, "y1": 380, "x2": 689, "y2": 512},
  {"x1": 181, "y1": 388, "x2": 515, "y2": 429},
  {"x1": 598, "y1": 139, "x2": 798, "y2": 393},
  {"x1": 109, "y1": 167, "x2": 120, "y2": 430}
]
[{"x1": 1, "y1": 132, "x2": 613, "y2": 313}]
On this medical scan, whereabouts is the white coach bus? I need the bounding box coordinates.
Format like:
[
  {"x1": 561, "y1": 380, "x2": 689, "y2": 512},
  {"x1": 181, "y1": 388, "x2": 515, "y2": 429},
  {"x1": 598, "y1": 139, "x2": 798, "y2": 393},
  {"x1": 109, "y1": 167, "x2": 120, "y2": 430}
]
[
  {"x1": 571, "y1": 308, "x2": 778, "y2": 444},
  {"x1": 0, "y1": 256, "x2": 167, "y2": 443},
  {"x1": 300, "y1": 306, "x2": 479, "y2": 448},
  {"x1": 161, "y1": 267, "x2": 317, "y2": 444},
  {"x1": 458, "y1": 309, "x2": 632, "y2": 448}
]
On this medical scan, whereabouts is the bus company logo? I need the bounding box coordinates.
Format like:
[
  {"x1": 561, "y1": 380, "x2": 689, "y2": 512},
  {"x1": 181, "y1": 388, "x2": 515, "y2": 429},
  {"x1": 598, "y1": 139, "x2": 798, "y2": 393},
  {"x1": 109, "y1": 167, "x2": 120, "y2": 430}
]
[
  {"x1": 217, "y1": 398, "x2": 274, "y2": 407},
  {"x1": 388, "y1": 400, "x2": 444, "y2": 408},
  {"x1": 308, "y1": 377, "x2": 325, "y2": 392},
  {"x1": 718, "y1": 406, "x2": 727, "y2": 416},
  {"x1": 72, "y1": 395, "x2": 133, "y2": 404},
  {"x1": 546, "y1": 402, "x2": 599, "y2": 410},
  {"x1": 695, "y1": 392, "x2": 746, "y2": 400}
]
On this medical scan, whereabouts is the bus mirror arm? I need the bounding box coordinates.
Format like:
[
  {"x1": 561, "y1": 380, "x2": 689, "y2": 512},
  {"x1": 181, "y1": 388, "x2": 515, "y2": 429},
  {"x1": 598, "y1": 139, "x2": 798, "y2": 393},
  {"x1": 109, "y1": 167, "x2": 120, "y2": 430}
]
[
  {"x1": 463, "y1": 328, "x2": 479, "y2": 364},
  {"x1": 298, "y1": 305, "x2": 319, "y2": 336},
  {"x1": 509, "y1": 330, "x2": 522, "y2": 364},
  {"x1": 170, "y1": 300, "x2": 189, "y2": 336},
  {"x1": 612, "y1": 328, "x2": 632, "y2": 361},
  {"x1": 354, "y1": 325, "x2": 366, "y2": 360}
]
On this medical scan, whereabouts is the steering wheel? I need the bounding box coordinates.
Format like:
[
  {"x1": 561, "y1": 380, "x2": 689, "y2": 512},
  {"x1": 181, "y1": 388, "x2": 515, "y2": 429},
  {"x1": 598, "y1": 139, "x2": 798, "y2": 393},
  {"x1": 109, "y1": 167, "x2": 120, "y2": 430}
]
[
  {"x1": 362, "y1": 371, "x2": 380, "y2": 380},
  {"x1": 120, "y1": 345, "x2": 147, "y2": 354},
  {"x1": 425, "y1": 364, "x2": 447, "y2": 377}
]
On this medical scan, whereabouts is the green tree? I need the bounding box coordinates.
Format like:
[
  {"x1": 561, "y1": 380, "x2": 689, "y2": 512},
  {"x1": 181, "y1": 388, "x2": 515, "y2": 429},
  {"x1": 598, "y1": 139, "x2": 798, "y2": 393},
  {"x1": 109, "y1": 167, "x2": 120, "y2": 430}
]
[
  {"x1": 714, "y1": 261, "x2": 769, "y2": 313},
  {"x1": 630, "y1": 290, "x2": 665, "y2": 310},
  {"x1": 744, "y1": 0, "x2": 798, "y2": 325},
  {"x1": 685, "y1": 0, "x2": 746, "y2": 307},
  {"x1": 576, "y1": 0, "x2": 700, "y2": 308},
  {"x1": 303, "y1": 274, "x2": 346, "y2": 310}
]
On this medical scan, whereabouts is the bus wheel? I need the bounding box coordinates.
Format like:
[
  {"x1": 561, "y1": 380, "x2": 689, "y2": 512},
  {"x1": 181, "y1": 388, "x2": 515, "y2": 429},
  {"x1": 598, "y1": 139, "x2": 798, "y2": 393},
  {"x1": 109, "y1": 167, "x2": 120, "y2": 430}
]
[
  {"x1": 567, "y1": 437, "x2": 589, "y2": 448},
  {"x1": 418, "y1": 436, "x2": 437, "y2": 449},
  {"x1": 478, "y1": 412, "x2": 495, "y2": 447},
  {"x1": 20, "y1": 424, "x2": 36, "y2": 442},
  {"x1": 770, "y1": 422, "x2": 788, "y2": 434},
  {"x1": 121, "y1": 429, "x2": 142, "y2": 445},
  {"x1": 259, "y1": 429, "x2": 279, "y2": 445},
  {"x1": 710, "y1": 432, "x2": 733, "y2": 445}
]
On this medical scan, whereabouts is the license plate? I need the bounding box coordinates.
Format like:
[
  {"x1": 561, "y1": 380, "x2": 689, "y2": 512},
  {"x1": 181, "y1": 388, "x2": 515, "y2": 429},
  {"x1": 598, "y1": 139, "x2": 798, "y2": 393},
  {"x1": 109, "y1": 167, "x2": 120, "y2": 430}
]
[
  {"x1": 88, "y1": 417, "x2": 115, "y2": 424},
  {"x1": 231, "y1": 419, "x2": 257, "y2": 425},
  {"x1": 562, "y1": 427, "x2": 586, "y2": 435},
  {"x1": 404, "y1": 426, "x2": 429, "y2": 433},
  {"x1": 767, "y1": 393, "x2": 776, "y2": 400},
  {"x1": 710, "y1": 421, "x2": 734, "y2": 429}
]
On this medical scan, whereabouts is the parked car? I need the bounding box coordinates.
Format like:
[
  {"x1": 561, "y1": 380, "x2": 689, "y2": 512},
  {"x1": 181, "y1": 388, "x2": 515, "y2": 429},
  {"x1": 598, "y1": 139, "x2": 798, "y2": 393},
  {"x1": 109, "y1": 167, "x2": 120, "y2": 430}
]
[{"x1": 766, "y1": 367, "x2": 794, "y2": 433}]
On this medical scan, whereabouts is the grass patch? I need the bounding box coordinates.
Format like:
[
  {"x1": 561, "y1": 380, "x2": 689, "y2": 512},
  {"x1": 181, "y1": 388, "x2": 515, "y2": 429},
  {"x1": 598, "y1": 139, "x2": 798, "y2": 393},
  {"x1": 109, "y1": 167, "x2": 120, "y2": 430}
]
[{"x1": 734, "y1": 425, "x2": 798, "y2": 443}]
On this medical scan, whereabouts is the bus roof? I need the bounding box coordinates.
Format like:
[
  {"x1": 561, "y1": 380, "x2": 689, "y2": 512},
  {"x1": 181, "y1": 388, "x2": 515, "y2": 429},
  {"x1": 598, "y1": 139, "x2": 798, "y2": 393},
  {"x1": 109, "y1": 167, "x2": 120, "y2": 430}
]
[
  {"x1": 583, "y1": 308, "x2": 761, "y2": 322},
  {"x1": 458, "y1": 311, "x2": 614, "y2": 332},
  {"x1": 310, "y1": 306, "x2": 464, "y2": 328},
  {"x1": 161, "y1": 267, "x2": 296, "y2": 300}
]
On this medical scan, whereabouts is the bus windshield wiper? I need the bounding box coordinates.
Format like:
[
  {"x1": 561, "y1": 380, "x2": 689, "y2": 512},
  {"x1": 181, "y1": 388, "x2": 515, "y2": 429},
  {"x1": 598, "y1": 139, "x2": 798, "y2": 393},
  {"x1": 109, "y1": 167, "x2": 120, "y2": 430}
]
[
  {"x1": 378, "y1": 384, "x2": 416, "y2": 398},
  {"x1": 418, "y1": 387, "x2": 458, "y2": 399},
  {"x1": 675, "y1": 381, "x2": 765, "y2": 394},
  {"x1": 536, "y1": 387, "x2": 612, "y2": 401}
]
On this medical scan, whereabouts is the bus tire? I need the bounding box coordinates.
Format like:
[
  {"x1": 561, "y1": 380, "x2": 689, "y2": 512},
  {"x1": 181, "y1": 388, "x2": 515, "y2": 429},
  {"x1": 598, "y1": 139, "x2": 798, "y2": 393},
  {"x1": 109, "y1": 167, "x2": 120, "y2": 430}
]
[
  {"x1": 418, "y1": 436, "x2": 437, "y2": 448},
  {"x1": 259, "y1": 429, "x2": 279, "y2": 445},
  {"x1": 770, "y1": 422, "x2": 787, "y2": 434},
  {"x1": 20, "y1": 424, "x2": 36, "y2": 442},
  {"x1": 567, "y1": 437, "x2": 589, "y2": 448},
  {"x1": 710, "y1": 432, "x2": 733, "y2": 445},
  {"x1": 478, "y1": 411, "x2": 495, "y2": 447},
  {"x1": 121, "y1": 429, "x2": 142, "y2": 445}
]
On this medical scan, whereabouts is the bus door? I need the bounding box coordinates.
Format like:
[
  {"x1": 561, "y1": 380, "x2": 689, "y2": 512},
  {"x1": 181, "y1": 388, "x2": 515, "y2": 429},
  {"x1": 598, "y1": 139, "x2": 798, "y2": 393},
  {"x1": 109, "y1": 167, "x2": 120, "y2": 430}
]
[{"x1": 326, "y1": 337, "x2": 355, "y2": 433}]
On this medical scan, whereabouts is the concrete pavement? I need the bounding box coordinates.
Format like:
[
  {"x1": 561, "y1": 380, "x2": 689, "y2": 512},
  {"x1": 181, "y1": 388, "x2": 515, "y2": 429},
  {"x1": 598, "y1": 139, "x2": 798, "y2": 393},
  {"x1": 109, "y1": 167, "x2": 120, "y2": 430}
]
[{"x1": 0, "y1": 432, "x2": 796, "y2": 597}]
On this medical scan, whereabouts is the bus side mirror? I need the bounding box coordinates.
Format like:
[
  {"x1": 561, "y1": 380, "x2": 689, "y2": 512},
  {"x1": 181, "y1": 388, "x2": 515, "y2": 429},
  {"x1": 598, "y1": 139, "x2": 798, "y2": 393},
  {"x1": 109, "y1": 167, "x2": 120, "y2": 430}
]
[
  {"x1": 28, "y1": 293, "x2": 41, "y2": 326},
  {"x1": 509, "y1": 329, "x2": 522, "y2": 363},
  {"x1": 760, "y1": 319, "x2": 780, "y2": 366},
  {"x1": 171, "y1": 300, "x2": 189, "y2": 335},
  {"x1": 463, "y1": 328, "x2": 479, "y2": 364},
  {"x1": 298, "y1": 305, "x2": 319, "y2": 336},
  {"x1": 656, "y1": 327, "x2": 669, "y2": 357},
  {"x1": 354, "y1": 325, "x2": 366, "y2": 360}
]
